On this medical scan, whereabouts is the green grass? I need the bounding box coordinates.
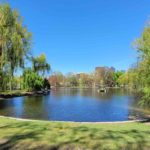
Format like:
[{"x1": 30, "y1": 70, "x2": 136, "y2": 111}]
[
  {"x1": 0, "y1": 118, "x2": 150, "y2": 150},
  {"x1": 0, "y1": 90, "x2": 27, "y2": 95}
]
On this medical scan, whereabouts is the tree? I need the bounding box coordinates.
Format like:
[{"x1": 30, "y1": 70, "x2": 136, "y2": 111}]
[
  {"x1": 23, "y1": 68, "x2": 44, "y2": 91},
  {"x1": 113, "y1": 71, "x2": 125, "y2": 86},
  {"x1": 0, "y1": 4, "x2": 32, "y2": 90},
  {"x1": 133, "y1": 23, "x2": 150, "y2": 106},
  {"x1": 117, "y1": 73, "x2": 128, "y2": 87},
  {"x1": 0, "y1": 68, "x2": 10, "y2": 90},
  {"x1": 43, "y1": 78, "x2": 50, "y2": 90},
  {"x1": 67, "y1": 75, "x2": 78, "y2": 87},
  {"x1": 54, "y1": 72, "x2": 64, "y2": 86},
  {"x1": 94, "y1": 67, "x2": 115, "y2": 87},
  {"x1": 78, "y1": 73, "x2": 93, "y2": 87},
  {"x1": 49, "y1": 75, "x2": 58, "y2": 87},
  {"x1": 32, "y1": 54, "x2": 50, "y2": 76}
]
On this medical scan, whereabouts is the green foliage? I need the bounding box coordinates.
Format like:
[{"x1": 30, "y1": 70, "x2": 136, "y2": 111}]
[
  {"x1": 22, "y1": 68, "x2": 50, "y2": 91},
  {"x1": 23, "y1": 68, "x2": 44, "y2": 91},
  {"x1": 0, "y1": 69, "x2": 10, "y2": 90},
  {"x1": 67, "y1": 75, "x2": 78, "y2": 87},
  {"x1": 0, "y1": 4, "x2": 31, "y2": 69},
  {"x1": 0, "y1": 4, "x2": 51, "y2": 92},
  {"x1": 133, "y1": 23, "x2": 150, "y2": 106},
  {"x1": 0, "y1": 3, "x2": 31, "y2": 90},
  {"x1": 117, "y1": 73, "x2": 128, "y2": 87},
  {"x1": 32, "y1": 54, "x2": 50, "y2": 75},
  {"x1": 139, "y1": 87, "x2": 150, "y2": 106},
  {"x1": 113, "y1": 71, "x2": 125, "y2": 86},
  {"x1": 43, "y1": 78, "x2": 51, "y2": 89}
]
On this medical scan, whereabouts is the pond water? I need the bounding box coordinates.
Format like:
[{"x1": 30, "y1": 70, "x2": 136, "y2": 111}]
[{"x1": 0, "y1": 88, "x2": 144, "y2": 122}]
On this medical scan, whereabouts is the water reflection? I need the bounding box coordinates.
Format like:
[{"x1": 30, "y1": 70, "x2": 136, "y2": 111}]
[{"x1": 0, "y1": 88, "x2": 143, "y2": 122}]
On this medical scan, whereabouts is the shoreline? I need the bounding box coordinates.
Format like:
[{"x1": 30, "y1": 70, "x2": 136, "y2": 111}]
[
  {"x1": 0, "y1": 115, "x2": 146, "y2": 124},
  {"x1": 0, "y1": 87, "x2": 126, "y2": 100},
  {"x1": 0, "y1": 90, "x2": 50, "y2": 100}
]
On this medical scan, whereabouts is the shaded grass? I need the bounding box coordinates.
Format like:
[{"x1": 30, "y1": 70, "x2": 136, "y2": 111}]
[{"x1": 0, "y1": 118, "x2": 150, "y2": 149}]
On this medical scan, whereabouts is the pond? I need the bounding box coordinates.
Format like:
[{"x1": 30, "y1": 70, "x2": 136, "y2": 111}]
[{"x1": 0, "y1": 88, "x2": 144, "y2": 122}]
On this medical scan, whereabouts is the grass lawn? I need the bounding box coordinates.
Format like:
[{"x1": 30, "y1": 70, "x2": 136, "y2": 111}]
[{"x1": 0, "y1": 117, "x2": 150, "y2": 150}]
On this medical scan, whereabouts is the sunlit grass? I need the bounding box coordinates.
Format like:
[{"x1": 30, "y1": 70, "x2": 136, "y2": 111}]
[
  {"x1": 0, "y1": 117, "x2": 150, "y2": 149},
  {"x1": 0, "y1": 90, "x2": 28, "y2": 95}
]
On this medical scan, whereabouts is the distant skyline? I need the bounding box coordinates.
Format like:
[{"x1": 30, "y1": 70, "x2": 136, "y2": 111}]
[{"x1": 6, "y1": 0, "x2": 150, "y2": 74}]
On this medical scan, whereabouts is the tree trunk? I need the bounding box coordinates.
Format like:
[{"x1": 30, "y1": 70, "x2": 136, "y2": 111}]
[
  {"x1": 9, "y1": 70, "x2": 14, "y2": 91},
  {"x1": 9, "y1": 76, "x2": 12, "y2": 91}
]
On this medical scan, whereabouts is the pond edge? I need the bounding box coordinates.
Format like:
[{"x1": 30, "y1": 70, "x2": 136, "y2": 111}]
[{"x1": 0, "y1": 115, "x2": 145, "y2": 124}]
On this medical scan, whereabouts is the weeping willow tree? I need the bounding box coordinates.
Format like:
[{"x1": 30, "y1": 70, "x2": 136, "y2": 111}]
[
  {"x1": 32, "y1": 54, "x2": 50, "y2": 76},
  {"x1": 0, "y1": 4, "x2": 32, "y2": 90},
  {"x1": 22, "y1": 54, "x2": 51, "y2": 91}
]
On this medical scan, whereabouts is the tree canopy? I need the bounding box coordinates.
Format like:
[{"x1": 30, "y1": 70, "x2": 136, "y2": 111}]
[
  {"x1": 0, "y1": 4, "x2": 32, "y2": 90},
  {"x1": 32, "y1": 54, "x2": 50, "y2": 75},
  {"x1": 133, "y1": 24, "x2": 150, "y2": 106}
]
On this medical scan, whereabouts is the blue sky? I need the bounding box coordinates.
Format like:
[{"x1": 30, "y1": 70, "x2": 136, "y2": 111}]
[{"x1": 6, "y1": 0, "x2": 150, "y2": 73}]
